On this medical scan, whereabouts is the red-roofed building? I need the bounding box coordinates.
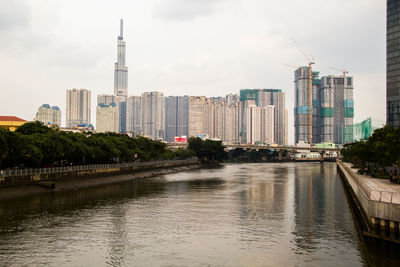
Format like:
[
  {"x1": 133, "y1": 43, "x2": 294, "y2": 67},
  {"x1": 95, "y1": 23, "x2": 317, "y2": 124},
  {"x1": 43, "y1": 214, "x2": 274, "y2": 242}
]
[{"x1": 0, "y1": 116, "x2": 28, "y2": 131}]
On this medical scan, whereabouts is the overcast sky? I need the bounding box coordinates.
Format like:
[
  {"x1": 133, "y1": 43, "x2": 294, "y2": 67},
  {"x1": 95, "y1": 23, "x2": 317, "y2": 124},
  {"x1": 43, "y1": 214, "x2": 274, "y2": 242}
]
[{"x1": 0, "y1": 0, "x2": 385, "y2": 144}]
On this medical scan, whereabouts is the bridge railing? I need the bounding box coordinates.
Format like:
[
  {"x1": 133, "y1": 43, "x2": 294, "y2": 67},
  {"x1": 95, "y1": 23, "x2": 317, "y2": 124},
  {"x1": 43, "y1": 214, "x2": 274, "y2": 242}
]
[{"x1": 0, "y1": 158, "x2": 198, "y2": 178}]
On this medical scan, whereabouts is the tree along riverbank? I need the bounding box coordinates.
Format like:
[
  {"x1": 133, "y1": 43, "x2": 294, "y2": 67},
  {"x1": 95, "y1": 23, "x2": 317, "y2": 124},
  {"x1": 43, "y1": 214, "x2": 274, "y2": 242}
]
[
  {"x1": 0, "y1": 161, "x2": 202, "y2": 200},
  {"x1": 341, "y1": 126, "x2": 400, "y2": 182},
  {"x1": 0, "y1": 121, "x2": 195, "y2": 170}
]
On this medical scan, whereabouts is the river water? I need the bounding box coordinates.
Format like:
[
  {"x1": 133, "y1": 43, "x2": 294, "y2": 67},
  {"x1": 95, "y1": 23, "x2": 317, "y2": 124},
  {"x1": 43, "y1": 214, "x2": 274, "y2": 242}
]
[{"x1": 0, "y1": 162, "x2": 399, "y2": 266}]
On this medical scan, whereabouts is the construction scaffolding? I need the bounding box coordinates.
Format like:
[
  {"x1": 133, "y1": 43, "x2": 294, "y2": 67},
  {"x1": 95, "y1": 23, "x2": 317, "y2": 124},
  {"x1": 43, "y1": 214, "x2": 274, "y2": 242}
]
[{"x1": 347, "y1": 117, "x2": 379, "y2": 143}]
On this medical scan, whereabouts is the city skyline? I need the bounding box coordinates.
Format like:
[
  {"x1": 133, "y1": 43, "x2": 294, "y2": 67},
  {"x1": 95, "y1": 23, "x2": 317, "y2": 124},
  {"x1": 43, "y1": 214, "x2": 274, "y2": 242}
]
[{"x1": 0, "y1": 0, "x2": 385, "y2": 144}]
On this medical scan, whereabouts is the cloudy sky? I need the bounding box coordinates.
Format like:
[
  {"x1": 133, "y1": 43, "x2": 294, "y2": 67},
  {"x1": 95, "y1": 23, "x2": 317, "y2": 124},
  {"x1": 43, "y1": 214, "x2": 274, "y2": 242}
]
[{"x1": 0, "y1": 0, "x2": 385, "y2": 144}]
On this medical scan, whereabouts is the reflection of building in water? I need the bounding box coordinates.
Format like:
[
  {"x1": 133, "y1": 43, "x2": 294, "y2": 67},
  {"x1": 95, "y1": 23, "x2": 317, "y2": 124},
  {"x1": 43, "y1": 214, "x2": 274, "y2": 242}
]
[
  {"x1": 238, "y1": 165, "x2": 289, "y2": 234},
  {"x1": 107, "y1": 205, "x2": 129, "y2": 266},
  {"x1": 292, "y1": 163, "x2": 349, "y2": 252}
]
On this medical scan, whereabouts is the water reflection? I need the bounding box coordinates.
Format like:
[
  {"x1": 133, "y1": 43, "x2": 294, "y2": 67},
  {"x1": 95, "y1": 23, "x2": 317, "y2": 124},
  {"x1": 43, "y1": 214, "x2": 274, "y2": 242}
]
[{"x1": 0, "y1": 163, "x2": 398, "y2": 266}]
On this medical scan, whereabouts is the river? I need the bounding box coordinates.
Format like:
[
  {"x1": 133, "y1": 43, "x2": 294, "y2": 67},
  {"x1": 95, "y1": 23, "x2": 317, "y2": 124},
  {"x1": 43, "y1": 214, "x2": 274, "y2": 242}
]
[{"x1": 0, "y1": 162, "x2": 399, "y2": 266}]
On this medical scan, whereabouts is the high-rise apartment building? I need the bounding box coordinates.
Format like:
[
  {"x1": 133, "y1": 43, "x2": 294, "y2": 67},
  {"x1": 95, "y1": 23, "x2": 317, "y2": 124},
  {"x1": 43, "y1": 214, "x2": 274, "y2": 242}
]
[
  {"x1": 165, "y1": 96, "x2": 189, "y2": 142},
  {"x1": 257, "y1": 89, "x2": 287, "y2": 145},
  {"x1": 387, "y1": 0, "x2": 400, "y2": 127},
  {"x1": 66, "y1": 88, "x2": 91, "y2": 128},
  {"x1": 97, "y1": 94, "x2": 126, "y2": 133},
  {"x1": 141, "y1": 92, "x2": 165, "y2": 140},
  {"x1": 114, "y1": 19, "x2": 128, "y2": 97},
  {"x1": 319, "y1": 75, "x2": 354, "y2": 144},
  {"x1": 126, "y1": 96, "x2": 142, "y2": 135},
  {"x1": 96, "y1": 102, "x2": 119, "y2": 133},
  {"x1": 35, "y1": 104, "x2": 61, "y2": 127},
  {"x1": 212, "y1": 101, "x2": 226, "y2": 140},
  {"x1": 226, "y1": 93, "x2": 239, "y2": 106},
  {"x1": 225, "y1": 102, "x2": 240, "y2": 144},
  {"x1": 188, "y1": 96, "x2": 213, "y2": 138},
  {"x1": 294, "y1": 67, "x2": 320, "y2": 144},
  {"x1": 239, "y1": 89, "x2": 287, "y2": 145},
  {"x1": 246, "y1": 105, "x2": 275, "y2": 144},
  {"x1": 293, "y1": 66, "x2": 354, "y2": 145}
]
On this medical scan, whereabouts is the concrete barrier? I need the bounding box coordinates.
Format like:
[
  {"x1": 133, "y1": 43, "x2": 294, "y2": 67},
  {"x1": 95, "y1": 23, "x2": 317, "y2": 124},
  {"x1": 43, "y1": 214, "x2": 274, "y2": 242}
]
[
  {"x1": 0, "y1": 159, "x2": 198, "y2": 188},
  {"x1": 337, "y1": 160, "x2": 400, "y2": 243}
]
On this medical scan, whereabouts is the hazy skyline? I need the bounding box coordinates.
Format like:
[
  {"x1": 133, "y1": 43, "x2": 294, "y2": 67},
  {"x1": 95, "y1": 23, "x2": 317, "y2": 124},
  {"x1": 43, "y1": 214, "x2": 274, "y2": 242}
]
[{"x1": 0, "y1": 0, "x2": 385, "y2": 144}]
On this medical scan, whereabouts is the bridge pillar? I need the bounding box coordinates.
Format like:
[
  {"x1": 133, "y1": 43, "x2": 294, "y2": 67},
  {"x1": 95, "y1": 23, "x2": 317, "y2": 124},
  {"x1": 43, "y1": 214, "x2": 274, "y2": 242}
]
[
  {"x1": 278, "y1": 150, "x2": 283, "y2": 161},
  {"x1": 319, "y1": 151, "x2": 324, "y2": 163}
]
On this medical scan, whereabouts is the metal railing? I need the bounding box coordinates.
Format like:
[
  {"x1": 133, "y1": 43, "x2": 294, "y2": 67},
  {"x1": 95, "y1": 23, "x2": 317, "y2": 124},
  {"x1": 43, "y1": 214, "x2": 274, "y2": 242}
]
[
  {"x1": 339, "y1": 160, "x2": 400, "y2": 205},
  {"x1": 0, "y1": 158, "x2": 198, "y2": 178}
]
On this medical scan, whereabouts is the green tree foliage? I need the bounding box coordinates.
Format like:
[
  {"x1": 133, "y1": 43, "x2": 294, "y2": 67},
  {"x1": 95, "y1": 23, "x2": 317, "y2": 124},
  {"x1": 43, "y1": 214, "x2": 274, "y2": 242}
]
[
  {"x1": 0, "y1": 122, "x2": 194, "y2": 169},
  {"x1": 341, "y1": 125, "x2": 400, "y2": 170},
  {"x1": 188, "y1": 137, "x2": 226, "y2": 163}
]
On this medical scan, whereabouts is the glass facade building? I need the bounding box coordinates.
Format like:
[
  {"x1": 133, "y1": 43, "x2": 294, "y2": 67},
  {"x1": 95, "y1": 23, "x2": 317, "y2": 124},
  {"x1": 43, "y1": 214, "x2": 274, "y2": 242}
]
[{"x1": 387, "y1": 0, "x2": 400, "y2": 127}]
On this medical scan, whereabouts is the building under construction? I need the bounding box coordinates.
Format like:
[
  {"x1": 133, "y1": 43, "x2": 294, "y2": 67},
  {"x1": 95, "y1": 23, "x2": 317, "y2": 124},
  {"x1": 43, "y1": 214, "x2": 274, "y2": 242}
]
[
  {"x1": 294, "y1": 67, "x2": 354, "y2": 145},
  {"x1": 294, "y1": 67, "x2": 320, "y2": 144}
]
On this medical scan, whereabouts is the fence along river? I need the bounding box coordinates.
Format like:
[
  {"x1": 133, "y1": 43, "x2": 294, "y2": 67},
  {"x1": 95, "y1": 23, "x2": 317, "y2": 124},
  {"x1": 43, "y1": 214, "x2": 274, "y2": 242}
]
[{"x1": 0, "y1": 162, "x2": 399, "y2": 266}]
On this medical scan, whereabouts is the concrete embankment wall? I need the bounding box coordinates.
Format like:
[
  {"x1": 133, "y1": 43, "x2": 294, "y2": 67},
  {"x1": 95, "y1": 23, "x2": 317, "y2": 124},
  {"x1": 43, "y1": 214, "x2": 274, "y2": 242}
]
[
  {"x1": 337, "y1": 160, "x2": 400, "y2": 242},
  {"x1": 0, "y1": 159, "x2": 198, "y2": 188}
]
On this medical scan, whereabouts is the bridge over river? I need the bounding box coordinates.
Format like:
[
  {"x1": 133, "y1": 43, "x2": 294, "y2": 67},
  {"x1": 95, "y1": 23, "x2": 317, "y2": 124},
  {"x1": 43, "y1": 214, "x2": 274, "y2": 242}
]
[{"x1": 166, "y1": 143, "x2": 341, "y2": 161}]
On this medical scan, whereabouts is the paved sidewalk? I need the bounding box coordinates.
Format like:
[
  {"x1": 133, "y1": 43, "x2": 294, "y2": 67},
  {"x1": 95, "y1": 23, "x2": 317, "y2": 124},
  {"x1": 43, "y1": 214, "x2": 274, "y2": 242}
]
[{"x1": 343, "y1": 162, "x2": 400, "y2": 204}]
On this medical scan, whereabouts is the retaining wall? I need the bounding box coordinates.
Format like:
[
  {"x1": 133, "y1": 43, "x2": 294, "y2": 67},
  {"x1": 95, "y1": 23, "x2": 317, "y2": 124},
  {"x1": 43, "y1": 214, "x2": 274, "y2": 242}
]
[
  {"x1": 0, "y1": 159, "x2": 198, "y2": 187},
  {"x1": 337, "y1": 160, "x2": 400, "y2": 242}
]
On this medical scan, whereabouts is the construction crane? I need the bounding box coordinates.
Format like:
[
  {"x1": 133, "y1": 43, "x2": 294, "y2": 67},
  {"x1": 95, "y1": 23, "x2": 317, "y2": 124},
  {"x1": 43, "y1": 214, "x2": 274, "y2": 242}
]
[
  {"x1": 283, "y1": 63, "x2": 300, "y2": 69},
  {"x1": 330, "y1": 66, "x2": 348, "y2": 77},
  {"x1": 292, "y1": 38, "x2": 315, "y2": 145}
]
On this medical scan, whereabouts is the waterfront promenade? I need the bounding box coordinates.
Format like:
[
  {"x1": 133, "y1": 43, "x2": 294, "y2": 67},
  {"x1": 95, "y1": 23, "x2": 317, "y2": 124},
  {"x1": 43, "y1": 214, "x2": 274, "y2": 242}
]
[{"x1": 338, "y1": 160, "x2": 400, "y2": 242}]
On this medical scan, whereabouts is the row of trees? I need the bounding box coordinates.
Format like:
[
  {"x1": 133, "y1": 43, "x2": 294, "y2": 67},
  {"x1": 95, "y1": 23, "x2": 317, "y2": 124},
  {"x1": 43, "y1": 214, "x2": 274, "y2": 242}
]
[
  {"x1": 0, "y1": 122, "x2": 196, "y2": 169},
  {"x1": 341, "y1": 126, "x2": 400, "y2": 176},
  {"x1": 187, "y1": 137, "x2": 226, "y2": 164}
]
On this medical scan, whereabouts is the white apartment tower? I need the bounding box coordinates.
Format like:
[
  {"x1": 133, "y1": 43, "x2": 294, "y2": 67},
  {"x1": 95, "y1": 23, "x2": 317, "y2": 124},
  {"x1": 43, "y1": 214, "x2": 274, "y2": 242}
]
[
  {"x1": 35, "y1": 104, "x2": 61, "y2": 127},
  {"x1": 246, "y1": 105, "x2": 275, "y2": 144},
  {"x1": 66, "y1": 88, "x2": 91, "y2": 128},
  {"x1": 96, "y1": 103, "x2": 119, "y2": 133}
]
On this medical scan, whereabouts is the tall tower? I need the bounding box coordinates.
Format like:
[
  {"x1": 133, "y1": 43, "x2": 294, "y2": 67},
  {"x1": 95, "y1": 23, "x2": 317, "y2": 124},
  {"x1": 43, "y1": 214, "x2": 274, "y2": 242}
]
[
  {"x1": 114, "y1": 19, "x2": 128, "y2": 97},
  {"x1": 387, "y1": 0, "x2": 400, "y2": 127},
  {"x1": 66, "y1": 88, "x2": 91, "y2": 128},
  {"x1": 294, "y1": 67, "x2": 320, "y2": 144}
]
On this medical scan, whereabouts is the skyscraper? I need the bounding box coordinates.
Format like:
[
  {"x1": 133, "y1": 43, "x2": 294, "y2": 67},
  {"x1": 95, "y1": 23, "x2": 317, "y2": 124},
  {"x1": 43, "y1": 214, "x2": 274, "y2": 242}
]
[
  {"x1": 114, "y1": 19, "x2": 128, "y2": 97},
  {"x1": 225, "y1": 102, "x2": 240, "y2": 144},
  {"x1": 35, "y1": 104, "x2": 61, "y2": 127},
  {"x1": 257, "y1": 89, "x2": 287, "y2": 145},
  {"x1": 387, "y1": 0, "x2": 400, "y2": 127},
  {"x1": 294, "y1": 67, "x2": 319, "y2": 144},
  {"x1": 319, "y1": 75, "x2": 354, "y2": 144},
  {"x1": 126, "y1": 96, "x2": 142, "y2": 135},
  {"x1": 293, "y1": 66, "x2": 354, "y2": 145},
  {"x1": 66, "y1": 88, "x2": 91, "y2": 128},
  {"x1": 246, "y1": 105, "x2": 275, "y2": 144},
  {"x1": 239, "y1": 89, "x2": 287, "y2": 145},
  {"x1": 141, "y1": 92, "x2": 165, "y2": 140},
  {"x1": 165, "y1": 96, "x2": 189, "y2": 142}
]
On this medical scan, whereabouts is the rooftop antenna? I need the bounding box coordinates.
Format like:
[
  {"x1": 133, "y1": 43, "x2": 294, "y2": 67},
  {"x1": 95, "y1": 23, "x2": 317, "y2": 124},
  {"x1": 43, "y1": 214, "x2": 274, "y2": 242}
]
[{"x1": 120, "y1": 18, "x2": 123, "y2": 39}]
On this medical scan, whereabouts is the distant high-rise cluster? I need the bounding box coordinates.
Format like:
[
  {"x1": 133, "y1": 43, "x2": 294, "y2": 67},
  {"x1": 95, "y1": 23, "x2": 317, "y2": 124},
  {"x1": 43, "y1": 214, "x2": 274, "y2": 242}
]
[
  {"x1": 387, "y1": 0, "x2": 400, "y2": 127},
  {"x1": 59, "y1": 19, "x2": 359, "y2": 146},
  {"x1": 294, "y1": 67, "x2": 354, "y2": 145},
  {"x1": 239, "y1": 89, "x2": 287, "y2": 145},
  {"x1": 35, "y1": 104, "x2": 61, "y2": 127}
]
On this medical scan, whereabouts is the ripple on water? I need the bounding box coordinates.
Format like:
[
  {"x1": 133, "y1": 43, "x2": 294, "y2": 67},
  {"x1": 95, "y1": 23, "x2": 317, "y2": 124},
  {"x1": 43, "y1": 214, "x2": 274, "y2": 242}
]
[{"x1": 0, "y1": 163, "x2": 397, "y2": 266}]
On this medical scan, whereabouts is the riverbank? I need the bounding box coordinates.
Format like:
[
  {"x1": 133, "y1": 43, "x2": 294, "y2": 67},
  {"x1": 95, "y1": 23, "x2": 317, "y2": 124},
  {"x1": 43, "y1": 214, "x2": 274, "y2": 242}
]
[
  {"x1": 337, "y1": 160, "x2": 400, "y2": 243},
  {"x1": 0, "y1": 162, "x2": 201, "y2": 200}
]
